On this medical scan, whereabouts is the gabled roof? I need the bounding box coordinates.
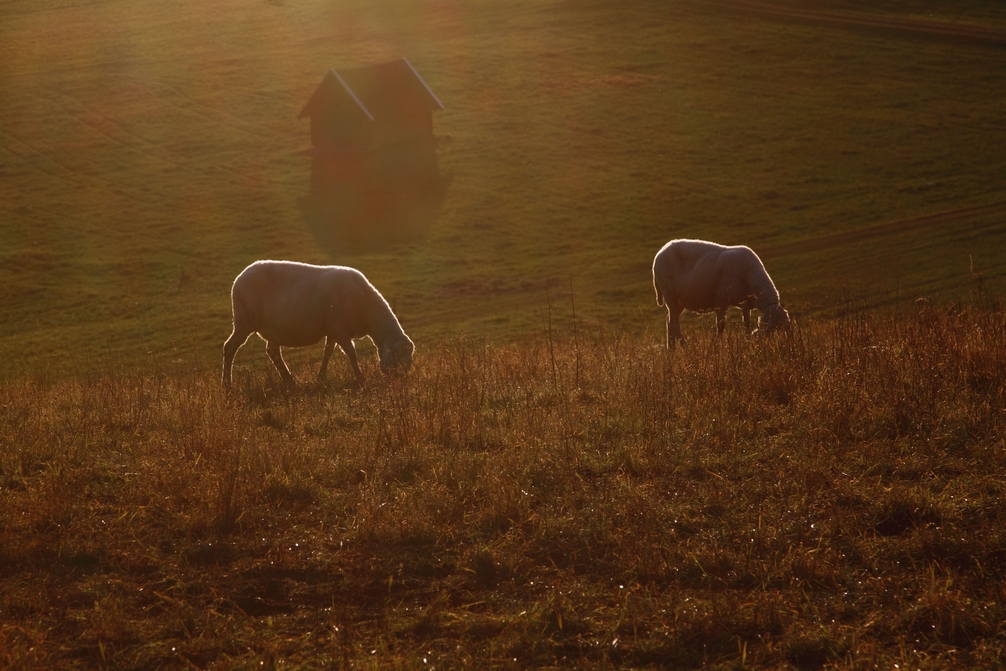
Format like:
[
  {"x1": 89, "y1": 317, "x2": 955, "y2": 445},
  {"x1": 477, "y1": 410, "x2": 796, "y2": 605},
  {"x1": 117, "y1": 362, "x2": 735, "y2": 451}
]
[{"x1": 298, "y1": 57, "x2": 444, "y2": 121}]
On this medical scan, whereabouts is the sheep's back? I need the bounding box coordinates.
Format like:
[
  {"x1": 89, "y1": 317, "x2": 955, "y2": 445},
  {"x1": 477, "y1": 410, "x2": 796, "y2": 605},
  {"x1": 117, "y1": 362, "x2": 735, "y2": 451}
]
[
  {"x1": 654, "y1": 240, "x2": 762, "y2": 310},
  {"x1": 231, "y1": 261, "x2": 372, "y2": 346}
]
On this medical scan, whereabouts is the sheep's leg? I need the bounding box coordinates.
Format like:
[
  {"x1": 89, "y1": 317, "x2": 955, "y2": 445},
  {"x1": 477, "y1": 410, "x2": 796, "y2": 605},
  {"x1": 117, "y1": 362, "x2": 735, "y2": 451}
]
[
  {"x1": 743, "y1": 308, "x2": 752, "y2": 334},
  {"x1": 339, "y1": 339, "x2": 365, "y2": 384},
  {"x1": 222, "y1": 329, "x2": 251, "y2": 385},
  {"x1": 266, "y1": 340, "x2": 296, "y2": 387},
  {"x1": 319, "y1": 337, "x2": 336, "y2": 381},
  {"x1": 716, "y1": 308, "x2": 727, "y2": 336},
  {"x1": 666, "y1": 304, "x2": 685, "y2": 349}
]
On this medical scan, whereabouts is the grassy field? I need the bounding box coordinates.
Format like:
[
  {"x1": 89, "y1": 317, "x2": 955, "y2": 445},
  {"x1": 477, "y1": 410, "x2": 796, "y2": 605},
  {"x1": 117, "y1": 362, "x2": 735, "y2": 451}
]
[
  {"x1": 3, "y1": 303, "x2": 1006, "y2": 669},
  {"x1": 3, "y1": 0, "x2": 1006, "y2": 668},
  {"x1": 2, "y1": 0, "x2": 1006, "y2": 376}
]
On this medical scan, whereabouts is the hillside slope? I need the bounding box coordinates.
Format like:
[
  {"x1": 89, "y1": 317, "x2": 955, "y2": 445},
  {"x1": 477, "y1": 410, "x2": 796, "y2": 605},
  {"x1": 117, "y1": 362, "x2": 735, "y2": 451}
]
[{"x1": 2, "y1": 0, "x2": 1005, "y2": 376}]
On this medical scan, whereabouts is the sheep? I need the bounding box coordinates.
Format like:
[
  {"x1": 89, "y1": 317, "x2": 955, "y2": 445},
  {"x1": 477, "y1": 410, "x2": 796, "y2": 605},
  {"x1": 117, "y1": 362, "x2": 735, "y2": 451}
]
[
  {"x1": 652, "y1": 239, "x2": 790, "y2": 348},
  {"x1": 222, "y1": 260, "x2": 414, "y2": 386}
]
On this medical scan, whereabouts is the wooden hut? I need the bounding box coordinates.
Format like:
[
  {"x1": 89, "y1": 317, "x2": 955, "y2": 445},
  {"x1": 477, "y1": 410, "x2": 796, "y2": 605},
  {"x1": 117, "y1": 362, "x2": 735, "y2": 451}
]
[{"x1": 299, "y1": 58, "x2": 444, "y2": 195}]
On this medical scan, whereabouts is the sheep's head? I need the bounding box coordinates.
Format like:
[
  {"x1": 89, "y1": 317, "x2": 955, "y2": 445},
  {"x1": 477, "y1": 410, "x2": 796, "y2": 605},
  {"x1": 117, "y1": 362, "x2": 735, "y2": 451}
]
[
  {"x1": 381, "y1": 336, "x2": 415, "y2": 374},
  {"x1": 758, "y1": 305, "x2": 792, "y2": 334}
]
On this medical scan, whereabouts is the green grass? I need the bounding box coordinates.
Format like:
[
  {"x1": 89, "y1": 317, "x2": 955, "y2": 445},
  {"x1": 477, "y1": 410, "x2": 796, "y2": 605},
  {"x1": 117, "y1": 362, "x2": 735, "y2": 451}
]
[{"x1": 2, "y1": 0, "x2": 1006, "y2": 377}]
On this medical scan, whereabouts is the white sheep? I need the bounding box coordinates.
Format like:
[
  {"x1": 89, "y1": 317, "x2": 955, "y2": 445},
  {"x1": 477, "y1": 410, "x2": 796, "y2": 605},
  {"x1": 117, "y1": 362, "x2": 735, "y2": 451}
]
[
  {"x1": 652, "y1": 239, "x2": 791, "y2": 348},
  {"x1": 222, "y1": 260, "x2": 414, "y2": 386}
]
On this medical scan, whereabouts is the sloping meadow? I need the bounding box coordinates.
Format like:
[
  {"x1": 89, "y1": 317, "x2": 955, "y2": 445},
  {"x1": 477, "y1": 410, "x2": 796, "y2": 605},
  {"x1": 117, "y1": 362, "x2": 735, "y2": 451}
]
[{"x1": 2, "y1": 303, "x2": 1005, "y2": 668}]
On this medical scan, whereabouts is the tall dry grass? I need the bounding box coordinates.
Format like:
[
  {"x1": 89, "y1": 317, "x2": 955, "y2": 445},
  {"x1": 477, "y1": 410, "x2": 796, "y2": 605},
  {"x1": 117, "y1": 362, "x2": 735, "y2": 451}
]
[{"x1": 2, "y1": 303, "x2": 1005, "y2": 669}]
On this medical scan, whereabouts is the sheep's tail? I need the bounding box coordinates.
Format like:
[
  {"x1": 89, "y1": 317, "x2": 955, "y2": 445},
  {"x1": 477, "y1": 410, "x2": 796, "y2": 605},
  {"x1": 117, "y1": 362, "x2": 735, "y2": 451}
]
[{"x1": 654, "y1": 276, "x2": 664, "y2": 307}]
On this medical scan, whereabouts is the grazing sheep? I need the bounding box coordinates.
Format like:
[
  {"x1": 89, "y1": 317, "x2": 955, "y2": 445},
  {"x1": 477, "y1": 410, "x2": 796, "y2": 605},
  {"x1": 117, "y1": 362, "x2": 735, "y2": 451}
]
[
  {"x1": 222, "y1": 260, "x2": 414, "y2": 386},
  {"x1": 652, "y1": 239, "x2": 791, "y2": 348}
]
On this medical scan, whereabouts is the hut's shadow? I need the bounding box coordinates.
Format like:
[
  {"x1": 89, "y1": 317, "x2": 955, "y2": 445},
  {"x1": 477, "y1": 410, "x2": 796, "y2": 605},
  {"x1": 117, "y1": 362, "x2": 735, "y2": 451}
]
[{"x1": 301, "y1": 139, "x2": 449, "y2": 253}]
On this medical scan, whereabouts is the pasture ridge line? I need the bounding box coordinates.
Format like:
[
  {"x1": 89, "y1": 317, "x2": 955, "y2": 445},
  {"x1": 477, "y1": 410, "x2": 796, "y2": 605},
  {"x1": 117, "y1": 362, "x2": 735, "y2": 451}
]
[{"x1": 696, "y1": 0, "x2": 1006, "y2": 48}]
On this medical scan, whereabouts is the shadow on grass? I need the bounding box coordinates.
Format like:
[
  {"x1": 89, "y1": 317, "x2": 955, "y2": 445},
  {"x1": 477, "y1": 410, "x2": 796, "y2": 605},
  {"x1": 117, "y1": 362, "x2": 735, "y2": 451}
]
[{"x1": 301, "y1": 172, "x2": 450, "y2": 255}]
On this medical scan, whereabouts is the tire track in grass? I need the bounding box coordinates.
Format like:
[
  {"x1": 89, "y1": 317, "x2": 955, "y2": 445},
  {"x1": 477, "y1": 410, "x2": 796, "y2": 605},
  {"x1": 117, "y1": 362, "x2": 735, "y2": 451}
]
[
  {"x1": 0, "y1": 117, "x2": 184, "y2": 222},
  {"x1": 0, "y1": 1, "x2": 120, "y2": 19},
  {"x1": 0, "y1": 127, "x2": 94, "y2": 188},
  {"x1": 758, "y1": 201, "x2": 1006, "y2": 305},
  {"x1": 8, "y1": 83, "x2": 293, "y2": 215},
  {"x1": 113, "y1": 78, "x2": 302, "y2": 193},
  {"x1": 121, "y1": 78, "x2": 294, "y2": 143},
  {"x1": 758, "y1": 200, "x2": 1006, "y2": 260},
  {"x1": 698, "y1": 0, "x2": 1006, "y2": 47},
  {"x1": 43, "y1": 91, "x2": 187, "y2": 169},
  {"x1": 4, "y1": 200, "x2": 219, "y2": 266},
  {"x1": 3, "y1": 88, "x2": 180, "y2": 194}
]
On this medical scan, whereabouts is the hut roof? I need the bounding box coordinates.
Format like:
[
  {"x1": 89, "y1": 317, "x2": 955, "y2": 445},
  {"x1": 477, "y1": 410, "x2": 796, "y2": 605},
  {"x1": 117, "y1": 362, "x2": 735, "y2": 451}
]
[{"x1": 298, "y1": 57, "x2": 444, "y2": 121}]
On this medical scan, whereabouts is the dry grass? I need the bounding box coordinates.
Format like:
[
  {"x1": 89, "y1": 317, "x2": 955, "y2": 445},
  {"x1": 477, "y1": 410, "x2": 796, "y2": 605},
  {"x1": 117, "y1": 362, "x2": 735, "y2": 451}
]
[{"x1": 2, "y1": 302, "x2": 1006, "y2": 669}]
